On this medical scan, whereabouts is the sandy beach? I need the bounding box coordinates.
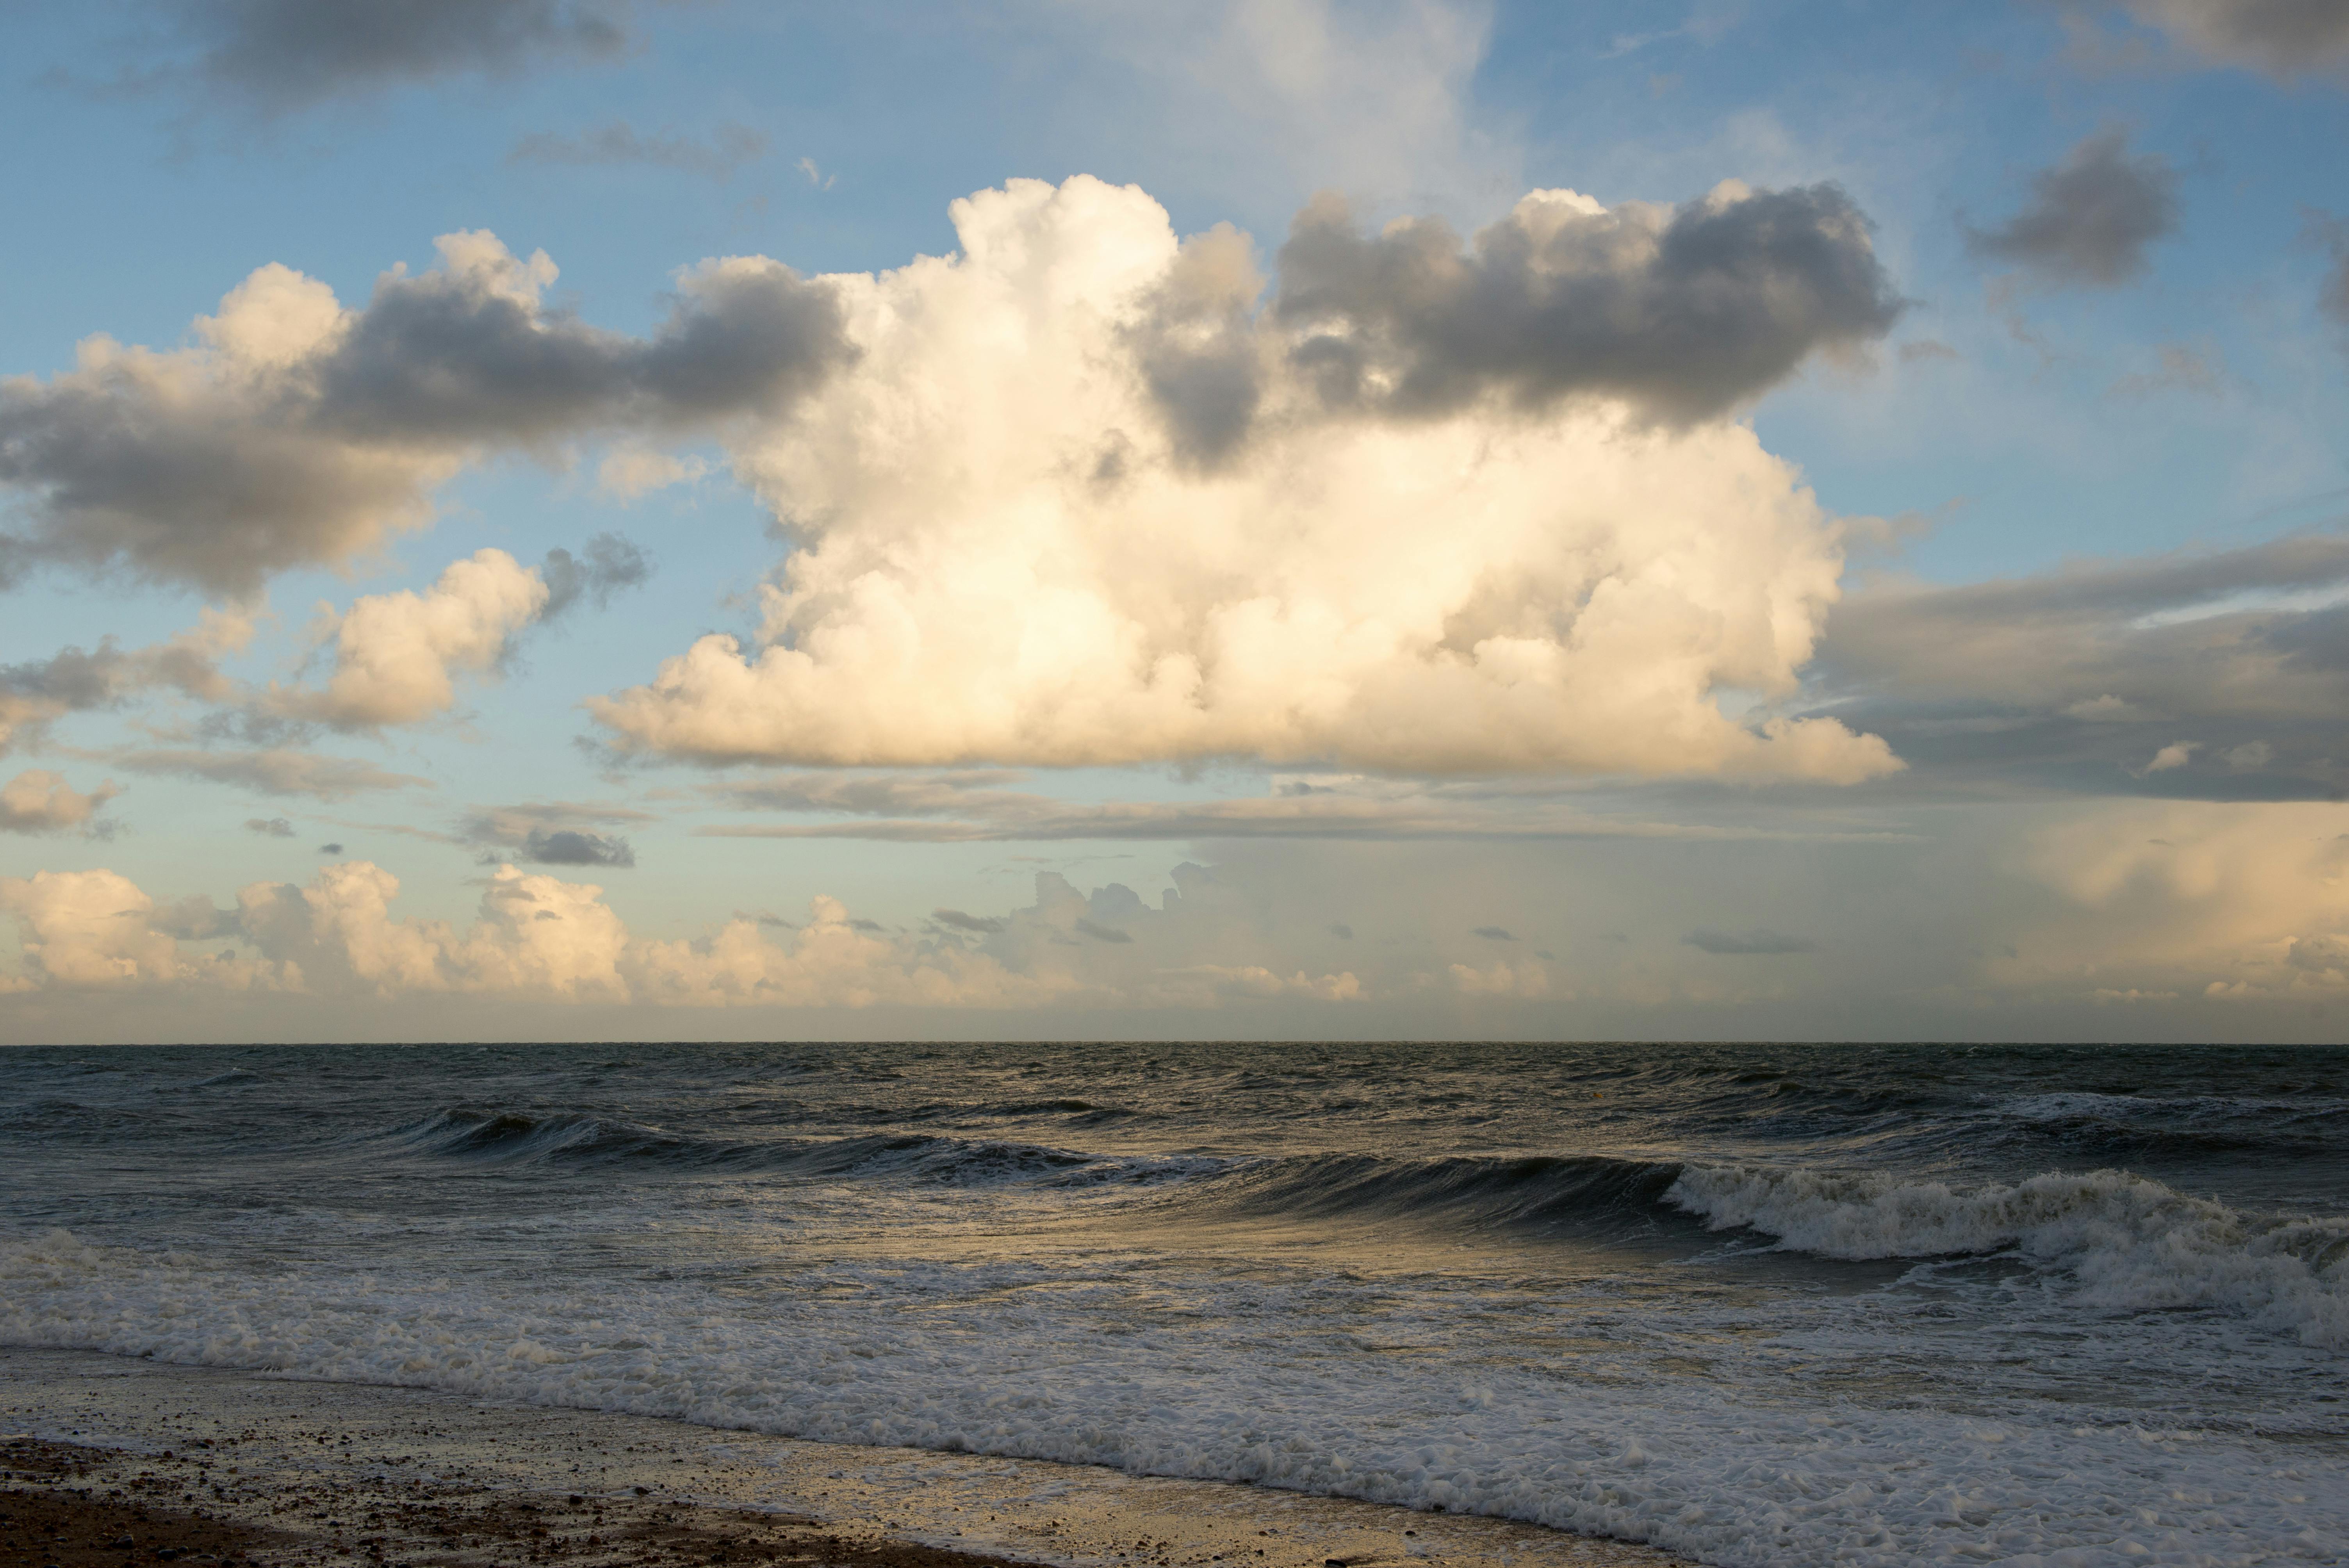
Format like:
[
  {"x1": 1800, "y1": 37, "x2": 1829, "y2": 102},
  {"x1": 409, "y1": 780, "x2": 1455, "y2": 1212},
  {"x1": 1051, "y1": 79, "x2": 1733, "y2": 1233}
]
[{"x1": 0, "y1": 1350, "x2": 1684, "y2": 1568}]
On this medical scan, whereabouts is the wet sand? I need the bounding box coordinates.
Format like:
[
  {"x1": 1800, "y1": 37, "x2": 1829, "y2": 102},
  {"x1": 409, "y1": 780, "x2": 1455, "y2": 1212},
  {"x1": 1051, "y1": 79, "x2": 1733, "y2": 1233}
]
[{"x1": 0, "y1": 1349, "x2": 1684, "y2": 1568}]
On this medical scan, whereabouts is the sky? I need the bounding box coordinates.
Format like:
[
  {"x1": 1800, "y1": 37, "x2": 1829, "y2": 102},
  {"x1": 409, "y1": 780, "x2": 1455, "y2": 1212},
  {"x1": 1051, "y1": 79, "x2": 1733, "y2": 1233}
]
[{"x1": 3, "y1": 0, "x2": 2349, "y2": 1044}]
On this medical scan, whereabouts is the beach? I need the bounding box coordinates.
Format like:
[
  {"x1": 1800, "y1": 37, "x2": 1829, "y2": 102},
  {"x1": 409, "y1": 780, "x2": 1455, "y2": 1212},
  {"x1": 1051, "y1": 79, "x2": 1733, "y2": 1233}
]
[{"x1": 1, "y1": 1349, "x2": 1678, "y2": 1568}]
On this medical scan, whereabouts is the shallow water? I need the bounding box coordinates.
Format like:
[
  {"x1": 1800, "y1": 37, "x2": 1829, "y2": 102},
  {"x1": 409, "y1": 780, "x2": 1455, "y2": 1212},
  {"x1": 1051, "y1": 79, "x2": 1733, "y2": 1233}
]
[{"x1": 4, "y1": 1041, "x2": 2345, "y2": 1566}]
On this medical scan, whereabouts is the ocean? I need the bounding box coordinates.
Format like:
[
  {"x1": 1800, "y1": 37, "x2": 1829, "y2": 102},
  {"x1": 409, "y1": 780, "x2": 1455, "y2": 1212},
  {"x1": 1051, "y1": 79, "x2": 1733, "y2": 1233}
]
[{"x1": 2, "y1": 1041, "x2": 2344, "y2": 1566}]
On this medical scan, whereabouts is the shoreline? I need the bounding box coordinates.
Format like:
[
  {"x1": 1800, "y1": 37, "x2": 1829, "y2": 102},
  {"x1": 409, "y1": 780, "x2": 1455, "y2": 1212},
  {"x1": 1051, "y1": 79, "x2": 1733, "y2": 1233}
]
[{"x1": 1, "y1": 1349, "x2": 1685, "y2": 1568}]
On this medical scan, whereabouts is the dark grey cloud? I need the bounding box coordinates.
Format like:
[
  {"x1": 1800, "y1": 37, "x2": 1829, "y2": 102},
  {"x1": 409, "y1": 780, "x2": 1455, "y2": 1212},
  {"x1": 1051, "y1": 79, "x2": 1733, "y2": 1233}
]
[
  {"x1": 519, "y1": 827, "x2": 636, "y2": 867},
  {"x1": 1124, "y1": 225, "x2": 1264, "y2": 469},
  {"x1": 164, "y1": 0, "x2": 637, "y2": 115},
  {"x1": 1472, "y1": 925, "x2": 1517, "y2": 941},
  {"x1": 1328, "y1": 922, "x2": 1354, "y2": 939},
  {"x1": 314, "y1": 252, "x2": 846, "y2": 444},
  {"x1": 153, "y1": 895, "x2": 239, "y2": 941},
  {"x1": 2107, "y1": 0, "x2": 2349, "y2": 83},
  {"x1": 1966, "y1": 129, "x2": 2178, "y2": 289},
  {"x1": 459, "y1": 801, "x2": 656, "y2": 864},
  {"x1": 510, "y1": 121, "x2": 766, "y2": 178},
  {"x1": 541, "y1": 533, "x2": 652, "y2": 617},
  {"x1": 318, "y1": 842, "x2": 344, "y2": 854},
  {"x1": 932, "y1": 909, "x2": 1007, "y2": 934},
  {"x1": 0, "y1": 242, "x2": 848, "y2": 596},
  {"x1": 1, "y1": 632, "x2": 238, "y2": 754},
  {"x1": 1075, "y1": 917, "x2": 1134, "y2": 944},
  {"x1": 0, "y1": 369, "x2": 442, "y2": 595},
  {"x1": 1267, "y1": 180, "x2": 1903, "y2": 426},
  {"x1": 244, "y1": 816, "x2": 296, "y2": 837},
  {"x1": 1684, "y1": 928, "x2": 1816, "y2": 955},
  {"x1": 1808, "y1": 529, "x2": 2349, "y2": 802}
]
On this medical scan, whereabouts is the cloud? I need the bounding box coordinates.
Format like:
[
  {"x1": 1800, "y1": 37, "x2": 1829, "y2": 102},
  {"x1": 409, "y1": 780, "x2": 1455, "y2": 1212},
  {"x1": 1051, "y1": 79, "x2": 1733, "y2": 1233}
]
[
  {"x1": 1271, "y1": 178, "x2": 1903, "y2": 426},
  {"x1": 1472, "y1": 925, "x2": 1516, "y2": 940},
  {"x1": 932, "y1": 909, "x2": 1006, "y2": 934},
  {"x1": 2007, "y1": 801, "x2": 2349, "y2": 1000},
  {"x1": 225, "y1": 861, "x2": 633, "y2": 1000},
  {"x1": 1965, "y1": 128, "x2": 2178, "y2": 289},
  {"x1": 1328, "y1": 921, "x2": 1353, "y2": 939},
  {"x1": 1814, "y1": 529, "x2": 2349, "y2": 800},
  {"x1": 688, "y1": 769, "x2": 1917, "y2": 843},
  {"x1": 596, "y1": 449, "x2": 706, "y2": 500},
  {"x1": 245, "y1": 538, "x2": 649, "y2": 731},
  {"x1": 107, "y1": 748, "x2": 432, "y2": 800},
  {"x1": 0, "y1": 770, "x2": 120, "y2": 834},
  {"x1": 1069, "y1": 0, "x2": 1505, "y2": 215},
  {"x1": 0, "y1": 870, "x2": 194, "y2": 989},
  {"x1": 318, "y1": 842, "x2": 344, "y2": 854},
  {"x1": 540, "y1": 533, "x2": 652, "y2": 615},
  {"x1": 1, "y1": 543, "x2": 639, "y2": 757},
  {"x1": 589, "y1": 176, "x2": 1899, "y2": 783},
  {"x1": 1682, "y1": 927, "x2": 1816, "y2": 954},
  {"x1": 0, "y1": 234, "x2": 846, "y2": 596},
  {"x1": 1188, "y1": 964, "x2": 1363, "y2": 1001},
  {"x1": 2308, "y1": 211, "x2": 2349, "y2": 331},
  {"x1": 0, "y1": 859, "x2": 1361, "y2": 1013},
  {"x1": 1898, "y1": 339, "x2": 1959, "y2": 365},
  {"x1": 0, "y1": 610, "x2": 252, "y2": 755},
  {"x1": 2107, "y1": 341, "x2": 2226, "y2": 399},
  {"x1": 509, "y1": 121, "x2": 767, "y2": 178},
  {"x1": 1448, "y1": 958, "x2": 1551, "y2": 997},
  {"x1": 151, "y1": 0, "x2": 640, "y2": 116},
  {"x1": 2105, "y1": 0, "x2": 2349, "y2": 83},
  {"x1": 245, "y1": 816, "x2": 296, "y2": 837},
  {"x1": 1602, "y1": 5, "x2": 1746, "y2": 59},
  {"x1": 458, "y1": 800, "x2": 656, "y2": 862},
  {"x1": 517, "y1": 828, "x2": 636, "y2": 867},
  {"x1": 2142, "y1": 739, "x2": 2200, "y2": 773},
  {"x1": 265, "y1": 549, "x2": 549, "y2": 727}
]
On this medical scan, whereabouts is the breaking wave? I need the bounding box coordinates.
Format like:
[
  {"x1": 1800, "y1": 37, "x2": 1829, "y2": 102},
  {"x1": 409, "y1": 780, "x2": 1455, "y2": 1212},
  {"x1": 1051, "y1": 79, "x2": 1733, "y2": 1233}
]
[{"x1": 1668, "y1": 1162, "x2": 2349, "y2": 1347}]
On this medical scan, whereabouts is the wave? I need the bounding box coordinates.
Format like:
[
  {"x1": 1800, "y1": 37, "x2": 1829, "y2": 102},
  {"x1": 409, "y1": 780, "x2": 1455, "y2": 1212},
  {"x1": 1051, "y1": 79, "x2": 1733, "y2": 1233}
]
[
  {"x1": 1164, "y1": 1151, "x2": 1694, "y2": 1243},
  {"x1": 1145, "y1": 1148, "x2": 2349, "y2": 1348},
  {"x1": 381, "y1": 1108, "x2": 1207, "y2": 1188},
  {"x1": 1978, "y1": 1090, "x2": 2349, "y2": 1157},
  {"x1": 1667, "y1": 1162, "x2": 2349, "y2": 1348},
  {"x1": 3, "y1": 1226, "x2": 2338, "y2": 1568}
]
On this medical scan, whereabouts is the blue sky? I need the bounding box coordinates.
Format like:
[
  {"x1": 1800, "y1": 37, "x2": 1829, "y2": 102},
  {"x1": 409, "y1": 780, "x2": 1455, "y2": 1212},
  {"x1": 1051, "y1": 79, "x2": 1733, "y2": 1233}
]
[{"x1": 4, "y1": 1, "x2": 2349, "y2": 1042}]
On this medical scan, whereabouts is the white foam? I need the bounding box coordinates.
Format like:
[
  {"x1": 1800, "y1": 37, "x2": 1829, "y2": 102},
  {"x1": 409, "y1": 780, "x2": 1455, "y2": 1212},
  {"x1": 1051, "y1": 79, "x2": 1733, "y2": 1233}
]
[
  {"x1": 1666, "y1": 1163, "x2": 2349, "y2": 1348},
  {"x1": 3, "y1": 1225, "x2": 2344, "y2": 1567}
]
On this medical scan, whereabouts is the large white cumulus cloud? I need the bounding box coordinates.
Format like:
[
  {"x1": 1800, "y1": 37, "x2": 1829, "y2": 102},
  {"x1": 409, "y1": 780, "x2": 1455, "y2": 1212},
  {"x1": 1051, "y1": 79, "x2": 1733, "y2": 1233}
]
[{"x1": 590, "y1": 177, "x2": 1900, "y2": 782}]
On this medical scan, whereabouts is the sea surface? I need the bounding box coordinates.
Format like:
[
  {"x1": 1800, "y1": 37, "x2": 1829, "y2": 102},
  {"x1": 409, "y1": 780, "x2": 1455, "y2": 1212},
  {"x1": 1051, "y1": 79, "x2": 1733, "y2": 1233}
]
[{"x1": 3, "y1": 1042, "x2": 2345, "y2": 1567}]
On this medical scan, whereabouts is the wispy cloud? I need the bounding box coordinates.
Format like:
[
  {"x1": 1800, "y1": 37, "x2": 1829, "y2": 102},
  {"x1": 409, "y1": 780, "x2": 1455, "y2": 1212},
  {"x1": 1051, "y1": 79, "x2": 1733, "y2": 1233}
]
[
  {"x1": 102, "y1": 748, "x2": 433, "y2": 800},
  {"x1": 690, "y1": 771, "x2": 1917, "y2": 845},
  {"x1": 510, "y1": 121, "x2": 768, "y2": 178}
]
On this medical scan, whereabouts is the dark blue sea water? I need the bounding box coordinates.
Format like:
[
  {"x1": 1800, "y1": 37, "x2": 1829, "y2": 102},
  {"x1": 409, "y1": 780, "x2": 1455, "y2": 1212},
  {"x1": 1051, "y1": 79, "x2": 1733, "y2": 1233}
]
[{"x1": 4, "y1": 1041, "x2": 2346, "y2": 1566}]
